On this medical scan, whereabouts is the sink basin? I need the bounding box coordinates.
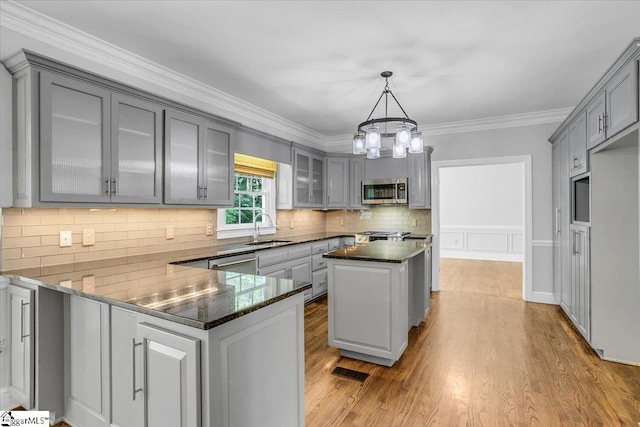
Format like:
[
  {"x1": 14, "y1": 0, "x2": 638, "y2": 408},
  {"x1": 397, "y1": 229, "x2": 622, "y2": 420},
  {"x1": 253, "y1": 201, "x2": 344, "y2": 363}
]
[{"x1": 243, "y1": 239, "x2": 292, "y2": 246}]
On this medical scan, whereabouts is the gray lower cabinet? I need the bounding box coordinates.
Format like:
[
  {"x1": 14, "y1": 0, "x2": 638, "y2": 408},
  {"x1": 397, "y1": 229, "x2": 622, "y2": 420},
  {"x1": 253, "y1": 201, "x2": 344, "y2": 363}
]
[
  {"x1": 111, "y1": 307, "x2": 201, "y2": 427},
  {"x1": 164, "y1": 109, "x2": 234, "y2": 206},
  {"x1": 326, "y1": 156, "x2": 349, "y2": 209},
  {"x1": 39, "y1": 71, "x2": 164, "y2": 204},
  {"x1": 7, "y1": 283, "x2": 35, "y2": 409},
  {"x1": 256, "y1": 244, "x2": 312, "y2": 301},
  {"x1": 570, "y1": 224, "x2": 590, "y2": 341},
  {"x1": 552, "y1": 132, "x2": 571, "y2": 311}
]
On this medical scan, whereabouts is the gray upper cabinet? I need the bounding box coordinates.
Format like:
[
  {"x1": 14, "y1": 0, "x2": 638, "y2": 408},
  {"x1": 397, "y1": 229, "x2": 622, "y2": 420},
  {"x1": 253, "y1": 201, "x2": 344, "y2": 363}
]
[
  {"x1": 40, "y1": 72, "x2": 164, "y2": 204},
  {"x1": 606, "y1": 60, "x2": 638, "y2": 138},
  {"x1": 348, "y1": 156, "x2": 365, "y2": 209},
  {"x1": 40, "y1": 72, "x2": 111, "y2": 203},
  {"x1": 364, "y1": 156, "x2": 407, "y2": 180},
  {"x1": 587, "y1": 60, "x2": 638, "y2": 150},
  {"x1": 111, "y1": 93, "x2": 163, "y2": 203},
  {"x1": 326, "y1": 156, "x2": 349, "y2": 209},
  {"x1": 293, "y1": 148, "x2": 324, "y2": 208},
  {"x1": 408, "y1": 149, "x2": 433, "y2": 209},
  {"x1": 164, "y1": 109, "x2": 233, "y2": 206},
  {"x1": 569, "y1": 111, "x2": 588, "y2": 177}
]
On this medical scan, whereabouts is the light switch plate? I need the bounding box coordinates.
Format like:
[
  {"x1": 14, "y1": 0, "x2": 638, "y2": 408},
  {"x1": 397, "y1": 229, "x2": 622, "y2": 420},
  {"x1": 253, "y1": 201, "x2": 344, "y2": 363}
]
[
  {"x1": 60, "y1": 230, "x2": 72, "y2": 247},
  {"x1": 60, "y1": 280, "x2": 72, "y2": 288},
  {"x1": 166, "y1": 264, "x2": 175, "y2": 277},
  {"x1": 166, "y1": 225, "x2": 175, "y2": 239},
  {"x1": 82, "y1": 228, "x2": 95, "y2": 246},
  {"x1": 411, "y1": 219, "x2": 417, "y2": 227},
  {"x1": 206, "y1": 223, "x2": 213, "y2": 236}
]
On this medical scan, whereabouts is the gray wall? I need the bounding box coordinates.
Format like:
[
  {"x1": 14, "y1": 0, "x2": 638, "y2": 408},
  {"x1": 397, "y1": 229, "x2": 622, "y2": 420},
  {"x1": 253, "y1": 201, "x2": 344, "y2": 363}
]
[{"x1": 429, "y1": 122, "x2": 557, "y2": 297}]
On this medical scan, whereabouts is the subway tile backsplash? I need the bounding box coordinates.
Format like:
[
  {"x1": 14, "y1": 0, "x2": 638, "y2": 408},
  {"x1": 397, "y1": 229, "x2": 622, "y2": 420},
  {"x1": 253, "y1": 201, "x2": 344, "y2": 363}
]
[{"x1": 1, "y1": 206, "x2": 430, "y2": 270}]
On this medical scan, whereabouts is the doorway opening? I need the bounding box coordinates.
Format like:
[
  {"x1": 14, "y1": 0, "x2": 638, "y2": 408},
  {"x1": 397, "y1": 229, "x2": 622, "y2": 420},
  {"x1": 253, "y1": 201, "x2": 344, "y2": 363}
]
[{"x1": 431, "y1": 156, "x2": 533, "y2": 300}]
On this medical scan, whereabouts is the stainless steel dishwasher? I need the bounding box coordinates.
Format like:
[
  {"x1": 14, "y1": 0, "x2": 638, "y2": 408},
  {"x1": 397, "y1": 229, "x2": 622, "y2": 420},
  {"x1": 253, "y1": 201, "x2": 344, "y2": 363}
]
[{"x1": 208, "y1": 253, "x2": 257, "y2": 274}]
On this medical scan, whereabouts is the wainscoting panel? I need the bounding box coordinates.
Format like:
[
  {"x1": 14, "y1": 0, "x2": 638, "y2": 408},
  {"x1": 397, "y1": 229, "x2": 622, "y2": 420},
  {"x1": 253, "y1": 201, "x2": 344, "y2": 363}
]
[{"x1": 441, "y1": 226, "x2": 524, "y2": 262}]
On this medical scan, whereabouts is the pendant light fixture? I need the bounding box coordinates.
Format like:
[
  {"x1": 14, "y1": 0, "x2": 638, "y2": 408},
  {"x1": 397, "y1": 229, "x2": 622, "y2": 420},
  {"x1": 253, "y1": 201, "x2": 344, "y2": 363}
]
[{"x1": 353, "y1": 71, "x2": 424, "y2": 158}]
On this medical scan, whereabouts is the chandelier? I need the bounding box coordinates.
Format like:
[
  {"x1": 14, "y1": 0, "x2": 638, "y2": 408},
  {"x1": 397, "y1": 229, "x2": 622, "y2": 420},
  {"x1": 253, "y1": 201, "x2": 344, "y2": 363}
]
[{"x1": 352, "y1": 71, "x2": 424, "y2": 159}]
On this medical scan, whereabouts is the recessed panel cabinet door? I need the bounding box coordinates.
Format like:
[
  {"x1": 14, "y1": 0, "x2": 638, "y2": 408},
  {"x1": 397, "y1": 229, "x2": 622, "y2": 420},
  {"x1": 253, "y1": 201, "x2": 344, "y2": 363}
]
[
  {"x1": 40, "y1": 72, "x2": 111, "y2": 202},
  {"x1": 137, "y1": 323, "x2": 201, "y2": 427},
  {"x1": 8, "y1": 284, "x2": 34, "y2": 409},
  {"x1": 111, "y1": 94, "x2": 163, "y2": 203},
  {"x1": 606, "y1": 60, "x2": 639, "y2": 138},
  {"x1": 165, "y1": 110, "x2": 202, "y2": 204},
  {"x1": 326, "y1": 157, "x2": 348, "y2": 208}
]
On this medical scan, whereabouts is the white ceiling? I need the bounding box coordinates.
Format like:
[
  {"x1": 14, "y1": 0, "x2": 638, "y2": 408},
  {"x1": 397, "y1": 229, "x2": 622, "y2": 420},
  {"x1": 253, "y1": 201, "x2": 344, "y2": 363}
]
[{"x1": 5, "y1": 1, "x2": 640, "y2": 139}]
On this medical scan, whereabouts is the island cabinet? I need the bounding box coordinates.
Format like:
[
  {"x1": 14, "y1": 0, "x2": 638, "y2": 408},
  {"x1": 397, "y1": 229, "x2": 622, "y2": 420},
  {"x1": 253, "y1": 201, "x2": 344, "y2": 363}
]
[
  {"x1": 325, "y1": 156, "x2": 349, "y2": 209},
  {"x1": 164, "y1": 109, "x2": 234, "y2": 207},
  {"x1": 293, "y1": 148, "x2": 325, "y2": 208}
]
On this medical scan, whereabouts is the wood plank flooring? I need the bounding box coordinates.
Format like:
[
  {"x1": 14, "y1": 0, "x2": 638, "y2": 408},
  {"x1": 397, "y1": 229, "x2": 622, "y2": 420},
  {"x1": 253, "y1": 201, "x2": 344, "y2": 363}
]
[
  {"x1": 305, "y1": 259, "x2": 640, "y2": 426},
  {"x1": 440, "y1": 258, "x2": 523, "y2": 299}
]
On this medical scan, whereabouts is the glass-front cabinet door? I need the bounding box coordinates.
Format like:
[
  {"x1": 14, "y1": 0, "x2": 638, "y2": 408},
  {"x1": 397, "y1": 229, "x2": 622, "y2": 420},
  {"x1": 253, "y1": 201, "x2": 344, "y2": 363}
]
[
  {"x1": 311, "y1": 156, "x2": 324, "y2": 207},
  {"x1": 294, "y1": 151, "x2": 310, "y2": 207},
  {"x1": 39, "y1": 72, "x2": 111, "y2": 202},
  {"x1": 111, "y1": 93, "x2": 163, "y2": 203},
  {"x1": 202, "y1": 121, "x2": 233, "y2": 207},
  {"x1": 164, "y1": 109, "x2": 202, "y2": 204}
]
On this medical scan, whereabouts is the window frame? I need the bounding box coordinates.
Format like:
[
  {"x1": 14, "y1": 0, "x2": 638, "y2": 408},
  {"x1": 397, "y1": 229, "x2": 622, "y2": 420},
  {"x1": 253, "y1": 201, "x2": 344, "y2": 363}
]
[{"x1": 216, "y1": 174, "x2": 276, "y2": 240}]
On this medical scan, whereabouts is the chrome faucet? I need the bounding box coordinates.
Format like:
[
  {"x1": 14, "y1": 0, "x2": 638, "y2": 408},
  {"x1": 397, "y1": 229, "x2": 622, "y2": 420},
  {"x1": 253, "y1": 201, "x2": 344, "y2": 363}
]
[{"x1": 253, "y1": 213, "x2": 274, "y2": 242}]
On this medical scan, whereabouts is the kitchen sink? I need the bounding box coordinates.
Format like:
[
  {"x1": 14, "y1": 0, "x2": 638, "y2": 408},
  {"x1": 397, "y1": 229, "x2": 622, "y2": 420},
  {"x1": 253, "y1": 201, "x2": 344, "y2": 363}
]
[{"x1": 243, "y1": 239, "x2": 292, "y2": 246}]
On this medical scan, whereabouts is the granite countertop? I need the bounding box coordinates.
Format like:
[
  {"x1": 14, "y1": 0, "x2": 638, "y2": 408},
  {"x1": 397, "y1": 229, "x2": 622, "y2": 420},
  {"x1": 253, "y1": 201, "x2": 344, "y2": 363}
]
[
  {"x1": 3, "y1": 255, "x2": 311, "y2": 330},
  {"x1": 323, "y1": 240, "x2": 429, "y2": 263}
]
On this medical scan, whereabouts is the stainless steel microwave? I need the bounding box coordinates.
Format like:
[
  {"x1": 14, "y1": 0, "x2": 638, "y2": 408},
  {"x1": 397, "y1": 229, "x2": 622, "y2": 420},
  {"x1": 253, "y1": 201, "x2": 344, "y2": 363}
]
[{"x1": 362, "y1": 178, "x2": 408, "y2": 205}]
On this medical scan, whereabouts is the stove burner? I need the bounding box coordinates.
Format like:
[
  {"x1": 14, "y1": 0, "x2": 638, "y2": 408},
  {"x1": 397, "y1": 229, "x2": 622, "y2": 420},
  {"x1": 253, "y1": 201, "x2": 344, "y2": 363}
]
[{"x1": 355, "y1": 231, "x2": 411, "y2": 243}]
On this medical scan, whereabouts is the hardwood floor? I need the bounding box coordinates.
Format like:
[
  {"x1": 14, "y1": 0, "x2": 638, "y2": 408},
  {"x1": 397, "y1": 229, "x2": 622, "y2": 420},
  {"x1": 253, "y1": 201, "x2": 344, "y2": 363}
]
[
  {"x1": 305, "y1": 259, "x2": 640, "y2": 426},
  {"x1": 440, "y1": 258, "x2": 523, "y2": 299}
]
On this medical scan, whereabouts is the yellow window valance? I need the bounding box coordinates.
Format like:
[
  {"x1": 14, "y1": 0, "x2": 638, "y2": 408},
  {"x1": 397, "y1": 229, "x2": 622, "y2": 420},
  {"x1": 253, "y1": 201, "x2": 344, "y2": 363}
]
[{"x1": 234, "y1": 153, "x2": 277, "y2": 179}]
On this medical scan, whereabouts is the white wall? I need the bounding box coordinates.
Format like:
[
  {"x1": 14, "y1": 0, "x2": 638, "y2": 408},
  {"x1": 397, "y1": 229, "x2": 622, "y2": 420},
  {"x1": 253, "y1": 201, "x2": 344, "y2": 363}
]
[
  {"x1": 440, "y1": 163, "x2": 524, "y2": 261},
  {"x1": 429, "y1": 122, "x2": 556, "y2": 303}
]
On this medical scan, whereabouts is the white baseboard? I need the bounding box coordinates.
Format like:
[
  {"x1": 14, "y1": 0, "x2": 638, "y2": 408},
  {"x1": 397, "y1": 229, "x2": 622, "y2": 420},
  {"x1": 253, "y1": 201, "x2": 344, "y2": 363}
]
[
  {"x1": 441, "y1": 251, "x2": 523, "y2": 262},
  {"x1": 1, "y1": 388, "x2": 19, "y2": 411},
  {"x1": 525, "y1": 291, "x2": 558, "y2": 305}
]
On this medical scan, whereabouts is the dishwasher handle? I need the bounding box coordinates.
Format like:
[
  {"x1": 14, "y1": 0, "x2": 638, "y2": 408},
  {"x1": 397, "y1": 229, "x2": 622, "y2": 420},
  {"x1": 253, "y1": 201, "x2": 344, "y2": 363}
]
[{"x1": 210, "y1": 257, "x2": 257, "y2": 269}]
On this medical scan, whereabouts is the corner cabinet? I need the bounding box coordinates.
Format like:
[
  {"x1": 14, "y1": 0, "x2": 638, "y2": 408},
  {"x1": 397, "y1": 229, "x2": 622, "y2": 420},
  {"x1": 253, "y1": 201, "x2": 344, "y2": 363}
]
[
  {"x1": 164, "y1": 109, "x2": 234, "y2": 206},
  {"x1": 293, "y1": 148, "x2": 324, "y2": 208},
  {"x1": 408, "y1": 148, "x2": 433, "y2": 209},
  {"x1": 326, "y1": 156, "x2": 349, "y2": 209}
]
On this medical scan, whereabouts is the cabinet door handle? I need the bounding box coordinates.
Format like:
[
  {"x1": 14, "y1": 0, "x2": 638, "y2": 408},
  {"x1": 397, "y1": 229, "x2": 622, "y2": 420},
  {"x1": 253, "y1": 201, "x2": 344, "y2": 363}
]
[
  {"x1": 602, "y1": 113, "x2": 607, "y2": 130},
  {"x1": 555, "y1": 208, "x2": 560, "y2": 235},
  {"x1": 203, "y1": 186, "x2": 208, "y2": 199},
  {"x1": 20, "y1": 301, "x2": 30, "y2": 342},
  {"x1": 597, "y1": 114, "x2": 602, "y2": 133},
  {"x1": 197, "y1": 186, "x2": 203, "y2": 199},
  {"x1": 104, "y1": 178, "x2": 111, "y2": 195},
  {"x1": 131, "y1": 338, "x2": 143, "y2": 400},
  {"x1": 111, "y1": 178, "x2": 118, "y2": 195}
]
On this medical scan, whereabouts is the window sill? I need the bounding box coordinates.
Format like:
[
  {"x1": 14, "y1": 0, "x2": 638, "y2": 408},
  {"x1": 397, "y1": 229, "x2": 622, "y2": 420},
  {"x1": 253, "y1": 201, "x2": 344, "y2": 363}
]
[{"x1": 217, "y1": 226, "x2": 276, "y2": 240}]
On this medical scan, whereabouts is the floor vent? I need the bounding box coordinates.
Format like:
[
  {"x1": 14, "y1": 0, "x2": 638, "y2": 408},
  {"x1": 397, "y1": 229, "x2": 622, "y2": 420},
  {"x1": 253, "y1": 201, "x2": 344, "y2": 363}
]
[{"x1": 331, "y1": 366, "x2": 369, "y2": 383}]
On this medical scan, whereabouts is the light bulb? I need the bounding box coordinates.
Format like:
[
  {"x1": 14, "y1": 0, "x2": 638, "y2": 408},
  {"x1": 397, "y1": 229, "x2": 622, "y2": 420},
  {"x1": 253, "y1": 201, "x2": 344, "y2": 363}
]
[
  {"x1": 366, "y1": 147, "x2": 380, "y2": 159},
  {"x1": 352, "y1": 133, "x2": 366, "y2": 154},
  {"x1": 409, "y1": 131, "x2": 423, "y2": 154},
  {"x1": 393, "y1": 144, "x2": 407, "y2": 158},
  {"x1": 365, "y1": 125, "x2": 381, "y2": 149},
  {"x1": 396, "y1": 124, "x2": 411, "y2": 148}
]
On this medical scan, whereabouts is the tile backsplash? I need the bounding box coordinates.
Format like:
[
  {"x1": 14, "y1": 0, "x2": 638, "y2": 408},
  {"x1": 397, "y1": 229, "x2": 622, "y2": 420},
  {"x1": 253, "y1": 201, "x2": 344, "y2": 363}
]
[{"x1": 1, "y1": 206, "x2": 429, "y2": 270}]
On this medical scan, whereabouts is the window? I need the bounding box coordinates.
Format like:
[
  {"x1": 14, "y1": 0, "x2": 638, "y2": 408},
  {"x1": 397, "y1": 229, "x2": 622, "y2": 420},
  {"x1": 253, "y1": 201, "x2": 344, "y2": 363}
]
[{"x1": 217, "y1": 173, "x2": 276, "y2": 239}]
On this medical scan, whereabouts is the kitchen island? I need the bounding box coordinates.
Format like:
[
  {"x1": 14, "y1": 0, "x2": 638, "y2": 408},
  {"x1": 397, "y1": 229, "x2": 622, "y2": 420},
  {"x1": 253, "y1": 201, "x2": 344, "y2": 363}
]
[
  {"x1": 323, "y1": 240, "x2": 431, "y2": 367},
  {"x1": 3, "y1": 253, "x2": 310, "y2": 427}
]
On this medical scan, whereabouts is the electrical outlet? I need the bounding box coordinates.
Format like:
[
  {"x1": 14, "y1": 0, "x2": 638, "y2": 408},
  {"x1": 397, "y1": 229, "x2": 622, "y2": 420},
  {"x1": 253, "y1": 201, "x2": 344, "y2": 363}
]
[
  {"x1": 340, "y1": 218, "x2": 344, "y2": 226},
  {"x1": 60, "y1": 230, "x2": 72, "y2": 247},
  {"x1": 290, "y1": 221, "x2": 294, "y2": 229},
  {"x1": 206, "y1": 223, "x2": 213, "y2": 236},
  {"x1": 411, "y1": 219, "x2": 417, "y2": 227},
  {"x1": 82, "y1": 275, "x2": 95, "y2": 292},
  {"x1": 166, "y1": 264, "x2": 175, "y2": 277},
  {"x1": 60, "y1": 280, "x2": 72, "y2": 288},
  {"x1": 166, "y1": 225, "x2": 175, "y2": 240},
  {"x1": 82, "y1": 228, "x2": 95, "y2": 246}
]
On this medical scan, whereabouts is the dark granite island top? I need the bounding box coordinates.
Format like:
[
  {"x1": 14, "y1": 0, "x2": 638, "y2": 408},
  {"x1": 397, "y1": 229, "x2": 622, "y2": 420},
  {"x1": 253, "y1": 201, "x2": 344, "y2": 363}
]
[
  {"x1": 3, "y1": 255, "x2": 310, "y2": 330},
  {"x1": 323, "y1": 240, "x2": 428, "y2": 263}
]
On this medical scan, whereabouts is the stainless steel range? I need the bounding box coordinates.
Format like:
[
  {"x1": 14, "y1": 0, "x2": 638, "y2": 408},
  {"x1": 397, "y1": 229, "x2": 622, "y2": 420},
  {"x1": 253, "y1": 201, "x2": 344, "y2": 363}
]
[{"x1": 354, "y1": 231, "x2": 411, "y2": 244}]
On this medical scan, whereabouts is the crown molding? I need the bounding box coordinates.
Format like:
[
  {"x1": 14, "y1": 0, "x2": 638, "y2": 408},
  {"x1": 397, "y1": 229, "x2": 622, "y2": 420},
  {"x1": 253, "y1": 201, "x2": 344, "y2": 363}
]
[
  {"x1": 0, "y1": 1, "x2": 327, "y2": 147},
  {"x1": 1, "y1": 1, "x2": 572, "y2": 154}
]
